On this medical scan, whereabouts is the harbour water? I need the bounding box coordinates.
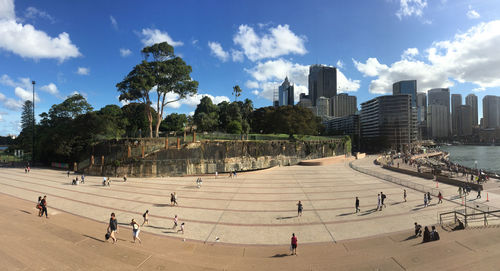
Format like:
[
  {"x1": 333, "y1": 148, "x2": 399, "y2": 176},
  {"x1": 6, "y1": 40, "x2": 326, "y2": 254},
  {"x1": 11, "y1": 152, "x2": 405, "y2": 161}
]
[{"x1": 440, "y1": 145, "x2": 500, "y2": 174}]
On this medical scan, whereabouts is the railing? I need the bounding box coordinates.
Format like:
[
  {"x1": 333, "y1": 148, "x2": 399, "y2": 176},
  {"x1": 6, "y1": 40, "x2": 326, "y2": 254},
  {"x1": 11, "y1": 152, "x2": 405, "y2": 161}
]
[
  {"x1": 349, "y1": 160, "x2": 442, "y2": 197},
  {"x1": 439, "y1": 209, "x2": 500, "y2": 228}
]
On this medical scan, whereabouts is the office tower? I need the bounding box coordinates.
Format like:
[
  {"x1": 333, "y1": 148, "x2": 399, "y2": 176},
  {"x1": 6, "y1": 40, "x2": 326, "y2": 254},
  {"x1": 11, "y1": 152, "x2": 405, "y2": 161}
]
[
  {"x1": 428, "y1": 88, "x2": 450, "y2": 136},
  {"x1": 427, "y1": 105, "x2": 450, "y2": 138},
  {"x1": 315, "y1": 96, "x2": 330, "y2": 117},
  {"x1": 331, "y1": 94, "x2": 357, "y2": 117},
  {"x1": 416, "y1": 92, "x2": 427, "y2": 123},
  {"x1": 451, "y1": 94, "x2": 462, "y2": 135},
  {"x1": 466, "y1": 94, "x2": 478, "y2": 127},
  {"x1": 393, "y1": 80, "x2": 417, "y2": 107},
  {"x1": 483, "y1": 95, "x2": 500, "y2": 128},
  {"x1": 360, "y1": 95, "x2": 416, "y2": 151},
  {"x1": 278, "y1": 77, "x2": 294, "y2": 106},
  {"x1": 308, "y1": 65, "x2": 337, "y2": 106},
  {"x1": 459, "y1": 105, "x2": 472, "y2": 136}
]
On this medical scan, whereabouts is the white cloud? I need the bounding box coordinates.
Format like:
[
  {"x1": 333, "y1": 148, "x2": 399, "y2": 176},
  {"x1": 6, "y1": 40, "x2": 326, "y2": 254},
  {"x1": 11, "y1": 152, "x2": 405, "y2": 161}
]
[
  {"x1": 140, "y1": 28, "x2": 183, "y2": 47},
  {"x1": 0, "y1": 0, "x2": 80, "y2": 61},
  {"x1": 401, "y1": 47, "x2": 419, "y2": 60},
  {"x1": 76, "y1": 67, "x2": 90, "y2": 75},
  {"x1": 0, "y1": 92, "x2": 23, "y2": 110},
  {"x1": 110, "y1": 15, "x2": 118, "y2": 30},
  {"x1": 251, "y1": 90, "x2": 259, "y2": 96},
  {"x1": 15, "y1": 86, "x2": 40, "y2": 102},
  {"x1": 208, "y1": 41, "x2": 229, "y2": 62},
  {"x1": 40, "y1": 83, "x2": 58, "y2": 95},
  {"x1": 246, "y1": 58, "x2": 359, "y2": 101},
  {"x1": 396, "y1": 0, "x2": 428, "y2": 20},
  {"x1": 467, "y1": 5, "x2": 480, "y2": 19},
  {"x1": 245, "y1": 80, "x2": 259, "y2": 89},
  {"x1": 336, "y1": 60, "x2": 344, "y2": 69},
  {"x1": 355, "y1": 20, "x2": 500, "y2": 94},
  {"x1": 119, "y1": 48, "x2": 132, "y2": 57},
  {"x1": 192, "y1": 39, "x2": 198, "y2": 45},
  {"x1": 0, "y1": 0, "x2": 15, "y2": 20},
  {"x1": 231, "y1": 49, "x2": 244, "y2": 62},
  {"x1": 233, "y1": 24, "x2": 307, "y2": 61},
  {"x1": 24, "y1": 6, "x2": 55, "y2": 23}
]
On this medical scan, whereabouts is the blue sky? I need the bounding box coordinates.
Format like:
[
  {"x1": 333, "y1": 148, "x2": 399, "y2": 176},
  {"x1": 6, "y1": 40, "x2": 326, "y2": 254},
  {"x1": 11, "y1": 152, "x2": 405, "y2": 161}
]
[{"x1": 1, "y1": 0, "x2": 500, "y2": 135}]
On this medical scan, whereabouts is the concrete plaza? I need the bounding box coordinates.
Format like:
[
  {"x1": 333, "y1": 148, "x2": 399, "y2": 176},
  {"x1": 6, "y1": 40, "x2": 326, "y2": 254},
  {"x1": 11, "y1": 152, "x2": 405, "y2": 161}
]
[{"x1": 0, "y1": 156, "x2": 459, "y2": 245}]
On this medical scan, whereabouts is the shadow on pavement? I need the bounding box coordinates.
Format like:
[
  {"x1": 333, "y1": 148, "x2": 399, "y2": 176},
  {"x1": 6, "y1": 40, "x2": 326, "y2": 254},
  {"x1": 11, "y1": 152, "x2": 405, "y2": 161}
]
[
  {"x1": 276, "y1": 216, "x2": 297, "y2": 220},
  {"x1": 19, "y1": 209, "x2": 31, "y2": 214},
  {"x1": 337, "y1": 212, "x2": 355, "y2": 217},
  {"x1": 358, "y1": 208, "x2": 378, "y2": 216},
  {"x1": 83, "y1": 234, "x2": 105, "y2": 243},
  {"x1": 271, "y1": 253, "x2": 291, "y2": 258}
]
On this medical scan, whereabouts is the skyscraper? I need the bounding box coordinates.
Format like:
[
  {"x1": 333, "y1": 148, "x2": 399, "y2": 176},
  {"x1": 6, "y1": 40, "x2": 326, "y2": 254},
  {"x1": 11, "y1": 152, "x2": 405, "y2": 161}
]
[
  {"x1": 416, "y1": 92, "x2": 427, "y2": 124},
  {"x1": 278, "y1": 77, "x2": 294, "y2": 106},
  {"x1": 427, "y1": 105, "x2": 450, "y2": 138},
  {"x1": 428, "y1": 88, "x2": 450, "y2": 136},
  {"x1": 393, "y1": 80, "x2": 417, "y2": 107},
  {"x1": 466, "y1": 94, "x2": 478, "y2": 127},
  {"x1": 483, "y1": 95, "x2": 500, "y2": 128},
  {"x1": 330, "y1": 94, "x2": 357, "y2": 117},
  {"x1": 308, "y1": 65, "x2": 337, "y2": 106},
  {"x1": 451, "y1": 94, "x2": 462, "y2": 136},
  {"x1": 315, "y1": 96, "x2": 330, "y2": 117},
  {"x1": 459, "y1": 105, "x2": 472, "y2": 136}
]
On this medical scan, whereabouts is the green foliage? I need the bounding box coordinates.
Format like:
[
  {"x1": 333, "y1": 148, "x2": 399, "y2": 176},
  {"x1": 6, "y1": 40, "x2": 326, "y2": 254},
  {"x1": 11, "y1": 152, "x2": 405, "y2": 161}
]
[
  {"x1": 121, "y1": 103, "x2": 156, "y2": 138},
  {"x1": 194, "y1": 96, "x2": 219, "y2": 132},
  {"x1": 48, "y1": 94, "x2": 93, "y2": 121},
  {"x1": 250, "y1": 105, "x2": 321, "y2": 137},
  {"x1": 227, "y1": 120, "x2": 242, "y2": 134},
  {"x1": 232, "y1": 85, "x2": 242, "y2": 101},
  {"x1": 161, "y1": 113, "x2": 187, "y2": 132}
]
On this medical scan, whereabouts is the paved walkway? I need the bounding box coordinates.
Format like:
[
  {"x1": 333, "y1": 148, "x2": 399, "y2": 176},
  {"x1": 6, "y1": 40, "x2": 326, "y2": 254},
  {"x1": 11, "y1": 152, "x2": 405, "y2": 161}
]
[{"x1": 0, "y1": 157, "x2": 457, "y2": 245}]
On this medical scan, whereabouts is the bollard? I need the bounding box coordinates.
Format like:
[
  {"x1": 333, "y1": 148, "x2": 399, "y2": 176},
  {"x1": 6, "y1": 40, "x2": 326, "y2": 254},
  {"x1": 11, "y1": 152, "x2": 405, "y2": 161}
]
[{"x1": 487, "y1": 193, "x2": 489, "y2": 202}]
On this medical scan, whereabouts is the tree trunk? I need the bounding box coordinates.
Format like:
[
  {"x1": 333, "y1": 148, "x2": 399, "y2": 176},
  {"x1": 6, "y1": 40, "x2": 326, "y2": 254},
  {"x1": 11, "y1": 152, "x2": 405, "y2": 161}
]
[
  {"x1": 147, "y1": 110, "x2": 153, "y2": 138},
  {"x1": 155, "y1": 111, "x2": 162, "y2": 137}
]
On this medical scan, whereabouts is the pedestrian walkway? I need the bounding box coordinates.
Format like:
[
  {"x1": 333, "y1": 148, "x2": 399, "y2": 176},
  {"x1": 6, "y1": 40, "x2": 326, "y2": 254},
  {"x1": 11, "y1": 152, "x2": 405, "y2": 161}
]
[{"x1": 0, "y1": 157, "x2": 456, "y2": 244}]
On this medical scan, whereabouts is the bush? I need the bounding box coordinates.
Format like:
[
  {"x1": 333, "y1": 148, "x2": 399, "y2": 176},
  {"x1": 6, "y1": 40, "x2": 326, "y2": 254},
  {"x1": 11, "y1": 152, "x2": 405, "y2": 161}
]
[{"x1": 227, "y1": 120, "x2": 242, "y2": 134}]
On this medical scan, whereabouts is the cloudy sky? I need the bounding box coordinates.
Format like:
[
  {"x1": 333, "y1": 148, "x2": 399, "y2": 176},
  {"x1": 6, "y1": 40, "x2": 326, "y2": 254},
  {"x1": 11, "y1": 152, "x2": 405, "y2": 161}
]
[{"x1": 1, "y1": 0, "x2": 500, "y2": 135}]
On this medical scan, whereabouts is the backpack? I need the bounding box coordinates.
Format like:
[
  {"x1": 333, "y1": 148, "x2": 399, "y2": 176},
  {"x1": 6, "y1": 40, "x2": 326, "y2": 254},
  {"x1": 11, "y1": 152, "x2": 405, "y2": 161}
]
[
  {"x1": 143, "y1": 212, "x2": 146, "y2": 218},
  {"x1": 382, "y1": 194, "x2": 386, "y2": 199}
]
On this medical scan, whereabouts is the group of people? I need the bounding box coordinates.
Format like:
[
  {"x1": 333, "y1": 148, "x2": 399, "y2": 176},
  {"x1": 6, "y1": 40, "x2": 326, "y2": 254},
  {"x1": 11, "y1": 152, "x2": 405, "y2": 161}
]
[
  {"x1": 196, "y1": 177, "x2": 203, "y2": 188},
  {"x1": 102, "y1": 177, "x2": 111, "y2": 186},
  {"x1": 24, "y1": 165, "x2": 31, "y2": 173},
  {"x1": 36, "y1": 195, "x2": 48, "y2": 218},
  {"x1": 414, "y1": 222, "x2": 440, "y2": 243},
  {"x1": 377, "y1": 192, "x2": 387, "y2": 211},
  {"x1": 105, "y1": 211, "x2": 186, "y2": 244},
  {"x1": 71, "y1": 175, "x2": 85, "y2": 185},
  {"x1": 170, "y1": 192, "x2": 178, "y2": 206},
  {"x1": 458, "y1": 185, "x2": 482, "y2": 199}
]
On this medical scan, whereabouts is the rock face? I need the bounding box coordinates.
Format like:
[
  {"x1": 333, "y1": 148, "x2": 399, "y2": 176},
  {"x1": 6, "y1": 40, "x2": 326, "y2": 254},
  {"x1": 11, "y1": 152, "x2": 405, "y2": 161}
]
[{"x1": 81, "y1": 139, "x2": 347, "y2": 177}]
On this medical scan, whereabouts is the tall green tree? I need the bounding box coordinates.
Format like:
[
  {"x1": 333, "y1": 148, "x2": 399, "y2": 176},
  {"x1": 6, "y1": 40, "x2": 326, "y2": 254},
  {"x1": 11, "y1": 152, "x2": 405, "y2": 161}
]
[
  {"x1": 193, "y1": 96, "x2": 219, "y2": 132},
  {"x1": 232, "y1": 85, "x2": 242, "y2": 101},
  {"x1": 16, "y1": 100, "x2": 34, "y2": 153},
  {"x1": 160, "y1": 113, "x2": 188, "y2": 133},
  {"x1": 142, "y1": 42, "x2": 198, "y2": 137}
]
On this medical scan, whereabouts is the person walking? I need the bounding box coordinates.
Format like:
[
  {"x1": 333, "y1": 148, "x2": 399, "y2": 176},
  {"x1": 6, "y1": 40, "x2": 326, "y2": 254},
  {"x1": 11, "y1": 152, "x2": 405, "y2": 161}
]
[
  {"x1": 173, "y1": 215, "x2": 178, "y2": 229},
  {"x1": 290, "y1": 233, "x2": 298, "y2": 255},
  {"x1": 424, "y1": 193, "x2": 428, "y2": 207},
  {"x1": 458, "y1": 186, "x2": 463, "y2": 198},
  {"x1": 427, "y1": 192, "x2": 432, "y2": 204},
  {"x1": 173, "y1": 192, "x2": 178, "y2": 206},
  {"x1": 381, "y1": 192, "x2": 386, "y2": 208},
  {"x1": 141, "y1": 210, "x2": 149, "y2": 226},
  {"x1": 130, "y1": 218, "x2": 141, "y2": 244},
  {"x1": 36, "y1": 196, "x2": 42, "y2": 217},
  {"x1": 170, "y1": 193, "x2": 175, "y2": 206},
  {"x1": 438, "y1": 192, "x2": 443, "y2": 204},
  {"x1": 476, "y1": 189, "x2": 481, "y2": 199},
  {"x1": 107, "y1": 213, "x2": 118, "y2": 244},
  {"x1": 377, "y1": 193, "x2": 381, "y2": 211},
  {"x1": 403, "y1": 189, "x2": 407, "y2": 202},
  {"x1": 355, "y1": 197, "x2": 360, "y2": 213},
  {"x1": 81, "y1": 174, "x2": 85, "y2": 184},
  {"x1": 297, "y1": 201, "x2": 303, "y2": 217},
  {"x1": 40, "y1": 195, "x2": 48, "y2": 218},
  {"x1": 123, "y1": 175, "x2": 127, "y2": 182},
  {"x1": 177, "y1": 222, "x2": 185, "y2": 234}
]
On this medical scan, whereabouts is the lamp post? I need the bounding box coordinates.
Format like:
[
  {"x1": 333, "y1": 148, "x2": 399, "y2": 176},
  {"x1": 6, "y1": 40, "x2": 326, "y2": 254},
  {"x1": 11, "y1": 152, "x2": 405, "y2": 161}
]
[{"x1": 32, "y1": 80, "x2": 35, "y2": 165}]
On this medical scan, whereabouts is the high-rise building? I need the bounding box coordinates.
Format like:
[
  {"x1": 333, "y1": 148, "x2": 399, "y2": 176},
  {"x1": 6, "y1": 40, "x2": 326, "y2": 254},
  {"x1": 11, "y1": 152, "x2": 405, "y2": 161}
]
[
  {"x1": 416, "y1": 92, "x2": 427, "y2": 123},
  {"x1": 315, "y1": 96, "x2": 330, "y2": 117},
  {"x1": 278, "y1": 77, "x2": 294, "y2": 106},
  {"x1": 483, "y1": 95, "x2": 500, "y2": 128},
  {"x1": 360, "y1": 95, "x2": 416, "y2": 151},
  {"x1": 427, "y1": 105, "x2": 450, "y2": 138},
  {"x1": 466, "y1": 94, "x2": 478, "y2": 127},
  {"x1": 308, "y1": 65, "x2": 337, "y2": 106},
  {"x1": 428, "y1": 88, "x2": 450, "y2": 136},
  {"x1": 459, "y1": 105, "x2": 472, "y2": 136},
  {"x1": 451, "y1": 94, "x2": 462, "y2": 136},
  {"x1": 393, "y1": 80, "x2": 417, "y2": 107},
  {"x1": 330, "y1": 94, "x2": 357, "y2": 117}
]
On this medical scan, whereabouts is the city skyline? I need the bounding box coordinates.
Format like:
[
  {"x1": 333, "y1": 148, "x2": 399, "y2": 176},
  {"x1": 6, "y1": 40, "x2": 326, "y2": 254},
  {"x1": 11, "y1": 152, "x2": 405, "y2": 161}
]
[{"x1": 1, "y1": 0, "x2": 500, "y2": 135}]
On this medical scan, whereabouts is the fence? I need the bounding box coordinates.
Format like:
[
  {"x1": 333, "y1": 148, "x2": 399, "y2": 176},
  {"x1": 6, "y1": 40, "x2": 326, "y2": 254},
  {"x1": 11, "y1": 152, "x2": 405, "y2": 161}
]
[
  {"x1": 349, "y1": 160, "x2": 442, "y2": 197},
  {"x1": 439, "y1": 209, "x2": 500, "y2": 228}
]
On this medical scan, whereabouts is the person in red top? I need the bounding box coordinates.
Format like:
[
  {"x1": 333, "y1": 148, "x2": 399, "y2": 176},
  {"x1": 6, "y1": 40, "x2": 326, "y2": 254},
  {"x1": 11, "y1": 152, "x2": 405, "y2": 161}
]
[{"x1": 291, "y1": 233, "x2": 298, "y2": 255}]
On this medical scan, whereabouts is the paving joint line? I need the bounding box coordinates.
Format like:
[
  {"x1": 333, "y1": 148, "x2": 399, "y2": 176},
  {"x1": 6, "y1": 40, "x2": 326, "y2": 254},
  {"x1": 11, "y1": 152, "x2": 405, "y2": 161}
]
[
  {"x1": 136, "y1": 254, "x2": 152, "y2": 269},
  {"x1": 292, "y1": 172, "x2": 336, "y2": 243},
  {"x1": 203, "y1": 176, "x2": 246, "y2": 244}
]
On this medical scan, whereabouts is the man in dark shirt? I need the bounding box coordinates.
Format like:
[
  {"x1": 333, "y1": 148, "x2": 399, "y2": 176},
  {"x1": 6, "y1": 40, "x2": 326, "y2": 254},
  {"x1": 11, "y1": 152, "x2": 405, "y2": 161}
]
[
  {"x1": 40, "y1": 196, "x2": 48, "y2": 218},
  {"x1": 107, "y1": 213, "x2": 118, "y2": 243},
  {"x1": 355, "y1": 197, "x2": 360, "y2": 213}
]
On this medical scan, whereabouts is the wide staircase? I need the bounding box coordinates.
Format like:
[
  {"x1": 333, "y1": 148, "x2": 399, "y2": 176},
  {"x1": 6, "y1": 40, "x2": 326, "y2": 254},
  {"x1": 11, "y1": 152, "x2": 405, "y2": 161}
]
[{"x1": 4, "y1": 193, "x2": 500, "y2": 270}]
